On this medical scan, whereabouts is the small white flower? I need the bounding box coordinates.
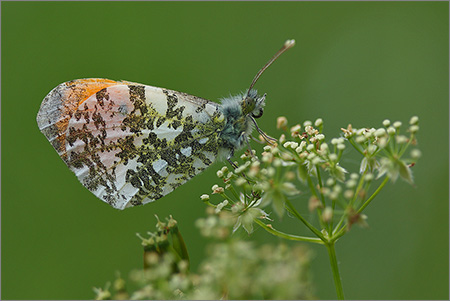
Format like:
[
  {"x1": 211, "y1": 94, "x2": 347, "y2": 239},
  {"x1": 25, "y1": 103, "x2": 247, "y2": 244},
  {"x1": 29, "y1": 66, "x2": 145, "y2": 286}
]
[
  {"x1": 276, "y1": 116, "x2": 288, "y2": 129},
  {"x1": 290, "y1": 124, "x2": 301, "y2": 133},
  {"x1": 396, "y1": 135, "x2": 408, "y2": 144},
  {"x1": 235, "y1": 177, "x2": 247, "y2": 186},
  {"x1": 322, "y1": 207, "x2": 333, "y2": 222},
  {"x1": 355, "y1": 136, "x2": 366, "y2": 143},
  {"x1": 267, "y1": 167, "x2": 276, "y2": 177},
  {"x1": 290, "y1": 142, "x2": 299, "y2": 149},
  {"x1": 374, "y1": 128, "x2": 386, "y2": 137},
  {"x1": 393, "y1": 121, "x2": 402, "y2": 128},
  {"x1": 216, "y1": 170, "x2": 224, "y2": 178},
  {"x1": 387, "y1": 126, "x2": 396, "y2": 135},
  {"x1": 307, "y1": 153, "x2": 316, "y2": 160},
  {"x1": 281, "y1": 152, "x2": 294, "y2": 161},
  {"x1": 346, "y1": 179, "x2": 357, "y2": 188},
  {"x1": 333, "y1": 184, "x2": 342, "y2": 194},
  {"x1": 344, "y1": 190, "x2": 354, "y2": 199},
  {"x1": 200, "y1": 194, "x2": 210, "y2": 201},
  {"x1": 305, "y1": 125, "x2": 316, "y2": 135},
  {"x1": 314, "y1": 118, "x2": 323, "y2": 127},
  {"x1": 409, "y1": 116, "x2": 419, "y2": 125},
  {"x1": 329, "y1": 153, "x2": 338, "y2": 161},
  {"x1": 316, "y1": 134, "x2": 325, "y2": 140},
  {"x1": 251, "y1": 161, "x2": 260, "y2": 168},
  {"x1": 303, "y1": 120, "x2": 312, "y2": 127},
  {"x1": 356, "y1": 128, "x2": 366, "y2": 136},
  {"x1": 273, "y1": 158, "x2": 282, "y2": 167},
  {"x1": 365, "y1": 173, "x2": 374, "y2": 181},
  {"x1": 409, "y1": 125, "x2": 419, "y2": 134},
  {"x1": 326, "y1": 178, "x2": 335, "y2": 186},
  {"x1": 367, "y1": 144, "x2": 377, "y2": 154},
  {"x1": 337, "y1": 143, "x2": 346, "y2": 150},
  {"x1": 270, "y1": 147, "x2": 280, "y2": 155},
  {"x1": 382, "y1": 119, "x2": 391, "y2": 127},
  {"x1": 378, "y1": 137, "x2": 388, "y2": 148},
  {"x1": 212, "y1": 185, "x2": 224, "y2": 194},
  {"x1": 329, "y1": 191, "x2": 339, "y2": 200},
  {"x1": 363, "y1": 129, "x2": 374, "y2": 138},
  {"x1": 281, "y1": 182, "x2": 300, "y2": 195},
  {"x1": 306, "y1": 144, "x2": 315, "y2": 151},
  {"x1": 215, "y1": 200, "x2": 229, "y2": 213},
  {"x1": 311, "y1": 157, "x2": 321, "y2": 165},
  {"x1": 411, "y1": 149, "x2": 422, "y2": 159}
]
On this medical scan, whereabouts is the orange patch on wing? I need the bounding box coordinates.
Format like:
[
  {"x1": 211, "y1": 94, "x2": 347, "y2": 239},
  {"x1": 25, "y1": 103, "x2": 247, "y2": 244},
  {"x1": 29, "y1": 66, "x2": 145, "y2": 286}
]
[{"x1": 55, "y1": 79, "x2": 125, "y2": 156}]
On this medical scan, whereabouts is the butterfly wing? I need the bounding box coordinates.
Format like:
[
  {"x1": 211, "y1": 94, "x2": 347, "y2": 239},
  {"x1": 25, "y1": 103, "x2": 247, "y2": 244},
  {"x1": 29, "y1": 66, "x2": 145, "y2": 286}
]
[{"x1": 37, "y1": 79, "x2": 225, "y2": 209}]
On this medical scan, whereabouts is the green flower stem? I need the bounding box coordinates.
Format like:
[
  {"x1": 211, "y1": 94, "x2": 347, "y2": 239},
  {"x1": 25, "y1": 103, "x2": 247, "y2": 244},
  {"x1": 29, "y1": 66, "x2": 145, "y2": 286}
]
[
  {"x1": 357, "y1": 176, "x2": 389, "y2": 213},
  {"x1": 315, "y1": 165, "x2": 326, "y2": 206},
  {"x1": 332, "y1": 213, "x2": 346, "y2": 236},
  {"x1": 306, "y1": 174, "x2": 327, "y2": 230},
  {"x1": 219, "y1": 192, "x2": 236, "y2": 204},
  {"x1": 227, "y1": 184, "x2": 240, "y2": 200},
  {"x1": 326, "y1": 242, "x2": 345, "y2": 300},
  {"x1": 331, "y1": 225, "x2": 347, "y2": 243},
  {"x1": 348, "y1": 137, "x2": 365, "y2": 156},
  {"x1": 254, "y1": 219, "x2": 324, "y2": 244},
  {"x1": 203, "y1": 201, "x2": 216, "y2": 208},
  {"x1": 285, "y1": 199, "x2": 327, "y2": 242},
  {"x1": 349, "y1": 171, "x2": 366, "y2": 207},
  {"x1": 399, "y1": 133, "x2": 414, "y2": 157},
  {"x1": 307, "y1": 174, "x2": 321, "y2": 202}
]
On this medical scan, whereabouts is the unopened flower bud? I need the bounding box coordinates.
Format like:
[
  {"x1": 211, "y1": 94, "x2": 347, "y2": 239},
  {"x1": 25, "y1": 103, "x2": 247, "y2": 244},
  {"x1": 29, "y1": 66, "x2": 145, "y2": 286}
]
[
  {"x1": 409, "y1": 116, "x2": 419, "y2": 125},
  {"x1": 277, "y1": 116, "x2": 288, "y2": 129}
]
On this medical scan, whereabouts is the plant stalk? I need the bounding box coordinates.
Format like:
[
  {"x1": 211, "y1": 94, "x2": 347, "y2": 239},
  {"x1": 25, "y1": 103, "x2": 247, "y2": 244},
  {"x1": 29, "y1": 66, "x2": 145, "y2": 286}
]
[{"x1": 326, "y1": 242, "x2": 345, "y2": 300}]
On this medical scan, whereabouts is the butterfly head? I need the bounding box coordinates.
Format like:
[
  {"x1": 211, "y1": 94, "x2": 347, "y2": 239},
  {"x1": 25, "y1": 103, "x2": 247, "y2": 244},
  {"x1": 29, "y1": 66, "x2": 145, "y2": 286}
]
[{"x1": 241, "y1": 89, "x2": 266, "y2": 119}]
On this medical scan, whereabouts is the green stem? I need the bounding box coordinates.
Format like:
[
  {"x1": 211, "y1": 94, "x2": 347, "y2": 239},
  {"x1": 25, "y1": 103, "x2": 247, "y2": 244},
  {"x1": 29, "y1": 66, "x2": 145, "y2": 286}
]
[
  {"x1": 357, "y1": 176, "x2": 389, "y2": 214},
  {"x1": 284, "y1": 199, "x2": 327, "y2": 242},
  {"x1": 254, "y1": 219, "x2": 324, "y2": 244},
  {"x1": 326, "y1": 242, "x2": 345, "y2": 300},
  {"x1": 316, "y1": 165, "x2": 325, "y2": 204},
  {"x1": 348, "y1": 137, "x2": 365, "y2": 156}
]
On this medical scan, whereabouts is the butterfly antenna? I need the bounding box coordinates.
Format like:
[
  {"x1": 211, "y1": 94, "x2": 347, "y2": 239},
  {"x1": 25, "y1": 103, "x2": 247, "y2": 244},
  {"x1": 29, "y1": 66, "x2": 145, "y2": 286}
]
[{"x1": 246, "y1": 39, "x2": 296, "y2": 96}]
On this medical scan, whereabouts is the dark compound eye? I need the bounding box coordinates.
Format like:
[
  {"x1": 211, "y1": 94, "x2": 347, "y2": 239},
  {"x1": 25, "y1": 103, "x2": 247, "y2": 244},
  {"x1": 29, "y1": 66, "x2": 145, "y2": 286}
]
[{"x1": 251, "y1": 108, "x2": 264, "y2": 119}]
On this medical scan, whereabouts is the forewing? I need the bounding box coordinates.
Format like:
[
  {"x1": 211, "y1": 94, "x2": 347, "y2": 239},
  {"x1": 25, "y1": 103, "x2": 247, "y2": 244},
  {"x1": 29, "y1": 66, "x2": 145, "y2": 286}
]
[
  {"x1": 38, "y1": 79, "x2": 225, "y2": 209},
  {"x1": 37, "y1": 78, "x2": 137, "y2": 161}
]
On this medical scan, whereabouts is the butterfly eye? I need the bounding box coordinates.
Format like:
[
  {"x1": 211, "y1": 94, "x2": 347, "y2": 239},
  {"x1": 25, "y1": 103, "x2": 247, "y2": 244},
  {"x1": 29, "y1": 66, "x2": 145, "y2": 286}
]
[{"x1": 251, "y1": 108, "x2": 264, "y2": 119}]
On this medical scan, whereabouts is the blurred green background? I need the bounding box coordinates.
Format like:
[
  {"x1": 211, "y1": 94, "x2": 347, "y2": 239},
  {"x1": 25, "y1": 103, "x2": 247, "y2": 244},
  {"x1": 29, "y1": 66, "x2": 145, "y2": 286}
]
[{"x1": 2, "y1": 1, "x2": 448, "y2": 300}]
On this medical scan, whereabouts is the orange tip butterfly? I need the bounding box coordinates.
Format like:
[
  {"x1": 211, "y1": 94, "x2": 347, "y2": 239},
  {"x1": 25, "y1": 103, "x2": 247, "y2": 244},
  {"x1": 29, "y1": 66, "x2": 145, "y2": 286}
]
[{"x1": 37, "y1": 39, "x2": 295, "y2": 209}]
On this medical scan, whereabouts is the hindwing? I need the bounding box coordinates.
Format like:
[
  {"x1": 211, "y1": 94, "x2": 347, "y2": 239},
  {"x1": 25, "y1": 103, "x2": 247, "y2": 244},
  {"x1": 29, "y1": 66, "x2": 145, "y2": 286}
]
[{"x1": 37, "y1": 79, "x2": 225, "y2": 209}]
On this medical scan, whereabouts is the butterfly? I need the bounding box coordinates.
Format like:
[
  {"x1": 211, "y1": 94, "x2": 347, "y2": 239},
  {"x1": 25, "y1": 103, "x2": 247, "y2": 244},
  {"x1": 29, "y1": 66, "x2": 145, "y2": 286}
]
[{"x1": 36, "y1": 39, "x2": 295, "y2": 210}]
